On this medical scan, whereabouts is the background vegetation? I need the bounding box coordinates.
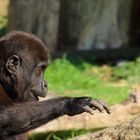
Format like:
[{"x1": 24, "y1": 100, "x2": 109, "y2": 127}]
[{"x1": 45, "y1": 57, "x2": 131, "y2": 105}]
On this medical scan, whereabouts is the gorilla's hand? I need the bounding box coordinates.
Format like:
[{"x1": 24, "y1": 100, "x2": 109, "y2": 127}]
[{"x1": 64, "y1": 97, "x2": 111, "y2": 116}]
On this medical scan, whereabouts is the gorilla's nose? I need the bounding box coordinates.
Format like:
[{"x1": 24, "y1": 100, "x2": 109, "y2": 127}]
[{"x1": 43, "y1": 81, "x2": 48, "y2": 88}]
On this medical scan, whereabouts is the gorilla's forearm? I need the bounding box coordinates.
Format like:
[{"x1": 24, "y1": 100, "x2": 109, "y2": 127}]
[
  {"x1": 0, "y1": 97, "x2": 68, "y2": 137},
  {"x1": 0, "y1": 96, "x2": 110, "y2": 137}
]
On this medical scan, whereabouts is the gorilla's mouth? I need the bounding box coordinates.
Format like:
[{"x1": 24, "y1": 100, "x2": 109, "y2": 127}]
[{"x1": 29, "y1": 91, "x2": 39, "y2": 101}]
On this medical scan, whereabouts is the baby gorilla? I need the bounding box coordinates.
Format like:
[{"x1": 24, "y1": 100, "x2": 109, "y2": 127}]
[{"x1": 0, "y1": 31, "x2": 111, "y2": 140}]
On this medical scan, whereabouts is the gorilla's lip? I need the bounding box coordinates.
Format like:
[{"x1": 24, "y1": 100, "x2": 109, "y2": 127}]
[{"x1": 29, "y1": 91, "x2": 39, "y2": 101}]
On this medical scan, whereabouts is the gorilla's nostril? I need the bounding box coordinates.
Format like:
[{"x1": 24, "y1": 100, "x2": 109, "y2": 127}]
[
  {"x1": 44, "y1": 84, "x2": 47, "y2": 88},
  {"x1": 43, "y1": 81, "x2": 48, "y2": 88}
]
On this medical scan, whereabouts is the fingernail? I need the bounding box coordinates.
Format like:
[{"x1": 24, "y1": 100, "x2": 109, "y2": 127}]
[{"x1": 108, "y1": 110, "x2": 111, "y2": 114}]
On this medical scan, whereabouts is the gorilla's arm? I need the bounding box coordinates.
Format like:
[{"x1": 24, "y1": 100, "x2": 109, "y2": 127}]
[{"x1": 0, "y1": 97, "x2": 110, "y2": 137}]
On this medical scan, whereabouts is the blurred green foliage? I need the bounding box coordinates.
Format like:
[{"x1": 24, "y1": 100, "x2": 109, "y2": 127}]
[
  {"x1": 113, "y1": 57, "x2": 140, "y2": 83},
  {"x1": 45, "y1": 57, "x2": 131, "y2": 105},
  {"x1": 29, "y1": 129, "x2": 101, "y2": 140},
  {"x1": 0, "y1": 16, "x2": 7, "y2": 36}
]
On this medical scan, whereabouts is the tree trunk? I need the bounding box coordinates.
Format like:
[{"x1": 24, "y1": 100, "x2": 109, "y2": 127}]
[
  {"x1": 8, "y1": 0, "x2": 132, "y2": 54},
  {"x1": 129, "y1": 0, "x2": 140, "y2": 47},
  {"x1": 57, "y1": 0, "x2": 132, "y2": 51},
  {"x1": 8, "y1": 0, "x2": 60, "y2": 54}
]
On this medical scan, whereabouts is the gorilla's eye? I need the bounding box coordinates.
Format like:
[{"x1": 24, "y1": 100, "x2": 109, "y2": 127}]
[{"x1": 38, "y1": 65, "x2": 47, "y2": 74}]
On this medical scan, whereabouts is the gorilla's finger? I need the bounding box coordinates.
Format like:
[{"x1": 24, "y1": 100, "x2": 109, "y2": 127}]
[
  {"x1": 90, "y1": 100, "x2": 105, "y2": 113},
  {"x1": 83, "y1": 105, "x2": 94, "y2": 115},
  {"x1": 91, "y1": 106, "x2": 97, "y2": 110},
  {"x1": 97, "y1": 100, "x2": 111, "y2": 114}
]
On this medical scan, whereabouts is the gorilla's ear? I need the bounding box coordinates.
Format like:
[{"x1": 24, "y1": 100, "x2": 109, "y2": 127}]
[{"x1": 6, "y1": 55, "x2": 21, "y2": 74}]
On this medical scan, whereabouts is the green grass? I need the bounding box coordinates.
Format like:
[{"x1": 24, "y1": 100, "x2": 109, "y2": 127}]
[
  {"x1": 113, "y1": 57, "x2": 140, "y2": 83},
  {"x1": 29, "y1": 129, "x2": 101, "y2": 140},
  {"x1": 44, "y1": 58, "x2": 131, "y2": 105}
]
